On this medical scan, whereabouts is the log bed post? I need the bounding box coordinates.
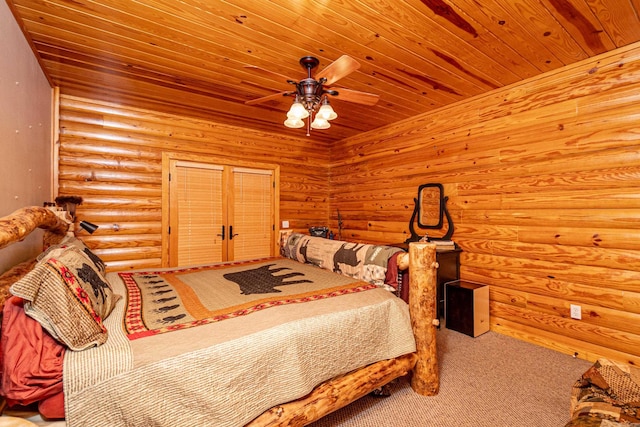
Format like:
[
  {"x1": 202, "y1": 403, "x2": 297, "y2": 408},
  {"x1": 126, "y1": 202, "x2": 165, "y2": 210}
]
[
  {"x1": 408, "y1": 241, "x2": 440, "y2": 396},
  {"x1": 0, "y1": 206, "x2": 70, "y2": 250}
]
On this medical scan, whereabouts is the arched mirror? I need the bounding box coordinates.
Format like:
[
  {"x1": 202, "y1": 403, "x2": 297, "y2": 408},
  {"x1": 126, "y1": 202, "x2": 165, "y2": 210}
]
[{"x1": 405, "y1": 183, "x2": 454, "y2": 243}]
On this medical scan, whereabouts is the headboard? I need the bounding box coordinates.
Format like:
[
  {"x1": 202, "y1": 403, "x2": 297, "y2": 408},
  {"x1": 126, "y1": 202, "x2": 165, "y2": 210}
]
[{"x1": 0, "y1": 206, "x2": 70, "y2": 308}]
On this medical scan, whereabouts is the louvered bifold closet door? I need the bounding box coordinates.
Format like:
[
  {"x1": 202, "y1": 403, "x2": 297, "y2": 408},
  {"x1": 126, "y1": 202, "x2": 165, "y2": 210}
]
[
  {"x1": 172, "y1": 161, "x2": 225, "y2": 266},
  {"x1": 230, "y1": 167, "x2": 274, "y2": 261}
]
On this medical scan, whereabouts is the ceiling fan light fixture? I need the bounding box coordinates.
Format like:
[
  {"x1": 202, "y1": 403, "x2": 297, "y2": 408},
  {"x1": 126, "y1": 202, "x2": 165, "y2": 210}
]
[
  {"x1": 317, "y1": 97, "x2": 337, "y2": 120},
  {"x1": 284, "y1": 117, "x2": 305, "y2": 128},
  {"x1": 311, "y1": 116, "x2": 330, "y2": 130},
  {"x1": 287, "y1": 98, "x2": 309, "y2": 119},
  {"x1": 246, "y1": 55, "x2": 378, "y2": 135}
]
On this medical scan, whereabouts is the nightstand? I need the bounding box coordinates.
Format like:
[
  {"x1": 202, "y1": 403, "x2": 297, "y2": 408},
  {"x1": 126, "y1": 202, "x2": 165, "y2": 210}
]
[
  {"x1": 445, "y1": 280, "x2": 490, "y2": 337},
  {"x1": 435, "y1": 248, "x2": 462, "y2": 321}
]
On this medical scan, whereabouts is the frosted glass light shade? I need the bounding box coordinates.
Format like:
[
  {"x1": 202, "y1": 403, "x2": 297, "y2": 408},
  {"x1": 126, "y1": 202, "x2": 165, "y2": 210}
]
[
  {"x1": 284, "y1": 118, "x2": 305, "y2": 128},
  {"x1": 310, "y1": 117, "x2": 330, "y2": 129},
  {"x1": 287, "y1": 101, "x2": 309, "y2": 119},
  {"x1": 317, "y1": 103, "x2": 337, "y2": 120}
]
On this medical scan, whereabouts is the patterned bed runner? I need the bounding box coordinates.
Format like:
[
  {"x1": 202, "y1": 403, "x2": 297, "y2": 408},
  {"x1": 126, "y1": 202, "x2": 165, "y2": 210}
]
[{"x1": 118, "y1": 258, "x2": 373, "y2": 339}]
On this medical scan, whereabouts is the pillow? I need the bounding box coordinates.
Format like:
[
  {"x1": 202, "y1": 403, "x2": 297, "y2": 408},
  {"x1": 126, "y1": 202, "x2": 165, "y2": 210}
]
[
  {"x1": 36, "y1": 236, "x2": 106, "y2": 274},
  {"x1": 37, "y1": 234, "x2": 77, "y2": 261},
  {"x1": 10, "y1": 246, "x2": 121, "y2": 351},
  {"x1": 38, "y1": 235, "x2": 106, "y2": 274}
]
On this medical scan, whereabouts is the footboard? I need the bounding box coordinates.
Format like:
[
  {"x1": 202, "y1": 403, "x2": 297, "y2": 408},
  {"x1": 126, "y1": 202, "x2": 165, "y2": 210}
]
[{"x1": 247, "y1": 354, "x2": 418, "y2": 426}]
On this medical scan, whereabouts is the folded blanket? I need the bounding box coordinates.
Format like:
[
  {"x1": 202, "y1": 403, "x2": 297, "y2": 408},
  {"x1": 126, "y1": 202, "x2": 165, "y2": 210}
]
[
  {"x1": 0, "y1": 297, "x2": 65, "y2": 408},
  {"x1": 566, "y1": 359, "x2": 640, "y2": 426}
]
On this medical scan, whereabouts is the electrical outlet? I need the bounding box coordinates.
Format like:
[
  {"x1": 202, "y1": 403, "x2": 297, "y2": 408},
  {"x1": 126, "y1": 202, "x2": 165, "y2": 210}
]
[
  {"x1": 281, "y1": 220, "x2": 289, "y2": 228},
  {"x1": 570, "y1": 304, "x2": 582, "y2": 320}
]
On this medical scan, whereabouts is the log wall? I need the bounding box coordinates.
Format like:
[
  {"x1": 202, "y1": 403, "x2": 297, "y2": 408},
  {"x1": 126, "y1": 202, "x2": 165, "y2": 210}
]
[
  {"x1": 329, "y1": 42, "x2": 640, "y2": 365},
  {"x1": 57, "y1": 95, "x2": 330, "y2": 271}
]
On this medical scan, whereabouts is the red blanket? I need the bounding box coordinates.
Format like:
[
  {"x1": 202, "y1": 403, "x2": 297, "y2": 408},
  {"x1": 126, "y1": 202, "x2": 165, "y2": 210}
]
[{"x1": 1, "y1": 296, "x2": 65, "y2": 418}]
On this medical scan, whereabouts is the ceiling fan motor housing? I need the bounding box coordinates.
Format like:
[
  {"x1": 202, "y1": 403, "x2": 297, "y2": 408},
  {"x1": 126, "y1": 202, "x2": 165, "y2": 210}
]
[{"x1": 298, "y1": 78, "x2": 325, "y2": 109}]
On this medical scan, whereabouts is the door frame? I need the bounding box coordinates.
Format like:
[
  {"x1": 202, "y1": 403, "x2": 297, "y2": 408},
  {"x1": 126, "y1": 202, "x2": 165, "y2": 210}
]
[{"x1": 161, "y1": 152, "x2": 280, "y2": 267}]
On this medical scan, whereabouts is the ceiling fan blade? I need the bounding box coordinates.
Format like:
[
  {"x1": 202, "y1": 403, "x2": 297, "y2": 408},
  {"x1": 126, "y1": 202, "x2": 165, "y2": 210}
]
[
  {"x1": 244, "y1": 65, "x2": 297, "y2": 84},
  {"x1": 245, "y1": 91, "x2": 291, "y2": 105},
  {"x1": 316, "y1": 55, "x2": 361, "y2": 85},
  {"x1": 332, "y1": 87, "x2": 379, "y2": 106}
]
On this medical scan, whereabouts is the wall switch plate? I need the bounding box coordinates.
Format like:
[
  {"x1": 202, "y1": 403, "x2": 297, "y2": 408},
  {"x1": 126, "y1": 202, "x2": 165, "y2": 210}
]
[
  {"x1": 282, "y1": 220, "x2": 289, "y2": 228},
  {"x1": 570, "y1": 304, "x2": 582, "y2": 320}
]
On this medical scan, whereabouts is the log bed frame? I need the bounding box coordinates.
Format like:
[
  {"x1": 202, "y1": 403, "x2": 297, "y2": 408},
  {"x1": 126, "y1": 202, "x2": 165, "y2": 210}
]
[{"x1": 0, "y1": 206, "x2": 440, "y2": 426}]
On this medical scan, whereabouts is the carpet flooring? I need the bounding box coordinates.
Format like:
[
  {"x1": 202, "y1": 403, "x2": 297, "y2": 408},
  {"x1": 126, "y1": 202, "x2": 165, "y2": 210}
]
[
  {"x1": 5, "y1": 328, "x2": 593, "y2": 426},
  {"x1": 310, "y1": 328, "x2": 592, "y2": 427}
]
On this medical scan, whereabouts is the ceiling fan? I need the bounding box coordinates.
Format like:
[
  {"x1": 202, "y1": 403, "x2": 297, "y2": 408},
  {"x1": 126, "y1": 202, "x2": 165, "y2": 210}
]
[{"x1": 244, "y1": 55, "x2": 379, "y2": 135}]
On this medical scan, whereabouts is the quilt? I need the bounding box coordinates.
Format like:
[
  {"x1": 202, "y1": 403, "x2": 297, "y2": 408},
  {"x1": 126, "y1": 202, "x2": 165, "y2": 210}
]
[
  {"x1": 119, "y1": 258, "x2": 375, "y2": 340},
  {"x1": 63, "y1": 257, "x2": 416, "y2": 427},
  {"x1": 281, "y1": 232, "x2": 403, "y2": 286}
]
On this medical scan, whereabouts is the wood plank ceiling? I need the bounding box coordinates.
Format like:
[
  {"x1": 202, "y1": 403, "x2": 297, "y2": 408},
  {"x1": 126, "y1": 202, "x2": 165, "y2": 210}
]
[{"x1": 6, "y1": 0, "x2": 640, "y2": 143}]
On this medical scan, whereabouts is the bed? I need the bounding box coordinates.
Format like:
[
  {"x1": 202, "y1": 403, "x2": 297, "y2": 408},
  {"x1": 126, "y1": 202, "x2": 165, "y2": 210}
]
[{"x1": 0, "y1": 206, "x2": 440, "y2": 426}]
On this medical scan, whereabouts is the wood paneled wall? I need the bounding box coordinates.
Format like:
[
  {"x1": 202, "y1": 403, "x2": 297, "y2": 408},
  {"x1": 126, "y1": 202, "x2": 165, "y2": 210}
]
[
  {"x1": 57, "y1": 95, "x2": 330, "y2": 271},
  {"x1": 329, "y1": 42, "x2": 640, "y2": 365}
]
